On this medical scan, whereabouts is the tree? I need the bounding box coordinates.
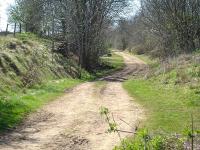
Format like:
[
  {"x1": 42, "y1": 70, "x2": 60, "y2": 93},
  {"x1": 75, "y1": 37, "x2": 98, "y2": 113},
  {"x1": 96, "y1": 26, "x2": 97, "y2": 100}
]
[
  {"x1": 141, "y1": 0, "x2": 200, "y2": 54},
  {"x1": 9, "y1": 0, "x2": 45, "y2": 33},
  {"x1": 9, "y1": 0, "x2": 129, "y2": 71},
  {"x1": 110, "y1": 0, "x2": 200, "y2": 57}
]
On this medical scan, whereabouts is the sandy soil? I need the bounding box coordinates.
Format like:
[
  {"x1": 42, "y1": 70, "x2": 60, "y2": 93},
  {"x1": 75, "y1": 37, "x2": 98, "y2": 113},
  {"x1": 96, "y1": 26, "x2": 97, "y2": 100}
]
[{"x1": 0, "y1": 51, "x2": 147, "y2": 150}]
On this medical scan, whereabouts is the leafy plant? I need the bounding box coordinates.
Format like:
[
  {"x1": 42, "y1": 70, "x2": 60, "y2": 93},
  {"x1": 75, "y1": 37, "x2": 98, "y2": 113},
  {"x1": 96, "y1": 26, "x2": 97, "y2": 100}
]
[{"x1": 100, "y1": 106, "x2": 118, "y2": 133}]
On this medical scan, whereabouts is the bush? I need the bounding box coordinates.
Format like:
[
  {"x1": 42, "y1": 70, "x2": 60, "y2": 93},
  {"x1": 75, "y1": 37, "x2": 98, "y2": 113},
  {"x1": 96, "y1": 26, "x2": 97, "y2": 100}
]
[{"x1": 114, "y1": 129, "x2": 185, "y2": 150}]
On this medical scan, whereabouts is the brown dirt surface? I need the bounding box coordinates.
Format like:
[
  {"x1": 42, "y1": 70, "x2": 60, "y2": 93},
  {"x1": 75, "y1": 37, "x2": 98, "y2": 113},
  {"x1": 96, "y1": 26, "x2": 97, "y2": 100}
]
[{"x1": 0, "y1": 51, "x2": 147, "y2": 150}]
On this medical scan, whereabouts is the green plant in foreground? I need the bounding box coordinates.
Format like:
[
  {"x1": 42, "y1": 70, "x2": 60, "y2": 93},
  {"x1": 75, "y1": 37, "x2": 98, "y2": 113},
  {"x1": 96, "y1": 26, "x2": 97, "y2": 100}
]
[
  {"x1": 100, "y1": 108, "x2": 199, "y2": 150},
  {"x1": 100, "y1": 106, "x2": 118, "y2": 133},
  {"x1": 114, "y1": 129, "x2": 186, "y2": 150},
  {"x1": 114, "y1": 115, "x2": 200, "y2": 150}
]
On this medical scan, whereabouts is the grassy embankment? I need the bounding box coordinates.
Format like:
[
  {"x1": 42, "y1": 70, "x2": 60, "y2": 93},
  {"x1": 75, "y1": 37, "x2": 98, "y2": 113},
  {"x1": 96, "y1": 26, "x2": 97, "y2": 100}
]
[
  {"x1": 0, "y1": 34, "x2": 124, "y2": 132},
  {"x1": 124, "y1": 54, "x2": 200, "y2": 132},
  {"x1": 114, "y1": 53, "x2": 200, "y2": 149}
]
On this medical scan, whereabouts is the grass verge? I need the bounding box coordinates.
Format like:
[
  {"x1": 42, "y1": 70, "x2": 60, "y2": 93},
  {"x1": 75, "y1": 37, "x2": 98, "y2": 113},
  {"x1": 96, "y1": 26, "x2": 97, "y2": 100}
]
[
  {"x1": 93, "y1": 53, "x2": 125, "y2": 78},
  {"x1": 123, "y1": 53, "x2": 200, "y2": 133},
  {"x1": 0, "y1": 78, "x2": 82, "y2": 132},
  {"x1": 124, "y1": 79, "x2": 200, "y2": 132},
  {"x1": 114, "y1": 54, "x2": 200, "y2": 149},
  {"x1": 123, "y1": 54, "x2": 200, "y2": 132}
]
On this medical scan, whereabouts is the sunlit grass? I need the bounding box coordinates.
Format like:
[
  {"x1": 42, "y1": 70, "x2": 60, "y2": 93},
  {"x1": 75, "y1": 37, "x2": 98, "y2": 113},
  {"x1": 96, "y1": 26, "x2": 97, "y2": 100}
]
[
  {"x1": 0, "y1": 78, "x2": 82, "y2": 132},
  {"x1": 123, "y1": 53, "x2": 200, "y2": 133},
  {"x1": 94, "y1": 53, "x2": 125, "y2": 78}
]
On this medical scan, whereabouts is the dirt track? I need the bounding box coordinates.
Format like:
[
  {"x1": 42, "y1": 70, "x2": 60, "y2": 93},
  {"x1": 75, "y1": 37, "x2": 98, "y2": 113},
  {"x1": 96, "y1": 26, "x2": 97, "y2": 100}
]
[{"x1": 0, "y1": 51, "x2": 147, "y2": 150}]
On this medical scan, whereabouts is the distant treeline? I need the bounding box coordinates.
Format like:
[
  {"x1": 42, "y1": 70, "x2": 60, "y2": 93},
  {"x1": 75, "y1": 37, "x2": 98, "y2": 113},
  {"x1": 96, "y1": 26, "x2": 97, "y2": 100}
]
[{"x1": 110, "y1": 0, "x2": 200, "y2": 58}]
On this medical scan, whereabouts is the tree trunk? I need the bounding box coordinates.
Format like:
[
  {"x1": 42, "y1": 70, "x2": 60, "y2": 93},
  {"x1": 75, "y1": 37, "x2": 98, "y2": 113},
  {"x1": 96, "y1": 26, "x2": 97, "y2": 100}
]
[{"x1": 19, "y1": 23, "x2": 22, "y2": 33}]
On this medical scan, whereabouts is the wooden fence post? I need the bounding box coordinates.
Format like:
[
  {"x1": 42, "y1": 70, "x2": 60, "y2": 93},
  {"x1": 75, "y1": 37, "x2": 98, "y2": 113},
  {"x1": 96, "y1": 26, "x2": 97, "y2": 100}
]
[
  {"x1": 5, "y1": 24, "x2": 9, "y2": 36},
  {"x1": 14, "y1": 23, "x2": 17, "y2": 37}
]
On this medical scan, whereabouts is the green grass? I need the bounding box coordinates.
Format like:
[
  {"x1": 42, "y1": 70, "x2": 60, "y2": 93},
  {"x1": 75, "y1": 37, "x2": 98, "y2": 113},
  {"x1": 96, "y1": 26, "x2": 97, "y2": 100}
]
[
  {"x1": 0, "y1": 78, "x2": 82, "y2": 132},
  {"x1": 123, "y1": 53, "x2": 200, "y2": 133},
  {"x1": 93, "y1": 53, "x2": 125, "y2": 78},
  {"x1": 102, "y1": 53, "x2": 125, "y2": 69},
  {"x1": 115, "y1": 53, "x2": 200, "y2": 149},
  {"x1": 16, "y1": 32, "x2": 51, "y2": 45},
  {"x1": 124, "y1": 79, "x2": 200, "y2": 132},
  {"x1": 131, "y1": 53, "x2": 160, "y2": 69}
]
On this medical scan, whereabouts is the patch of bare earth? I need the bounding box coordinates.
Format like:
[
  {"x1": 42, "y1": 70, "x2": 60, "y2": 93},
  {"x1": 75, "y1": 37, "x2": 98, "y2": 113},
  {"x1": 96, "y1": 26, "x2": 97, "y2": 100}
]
[{"x1": 0, "y1": 51, "x2": 147, "y2": 150}]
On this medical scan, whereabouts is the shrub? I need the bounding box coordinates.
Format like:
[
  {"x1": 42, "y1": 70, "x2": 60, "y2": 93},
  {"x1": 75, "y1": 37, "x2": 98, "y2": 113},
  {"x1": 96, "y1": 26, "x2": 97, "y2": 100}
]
[{"x1": 114, "y1": 129, "x2": 186, "y2": 150}]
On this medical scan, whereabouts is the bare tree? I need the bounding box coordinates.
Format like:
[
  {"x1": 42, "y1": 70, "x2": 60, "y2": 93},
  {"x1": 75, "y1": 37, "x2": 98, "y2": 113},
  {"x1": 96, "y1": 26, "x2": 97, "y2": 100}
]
[
  {"x1": 141, "y1": 0, "x2": 200, "y2": 55},
  {"x1": 110, "y1": 0, "x2": 200, "y2": 58},
  {"x1": 9, "y1": 0, "x2": 129, "y2": 71}
]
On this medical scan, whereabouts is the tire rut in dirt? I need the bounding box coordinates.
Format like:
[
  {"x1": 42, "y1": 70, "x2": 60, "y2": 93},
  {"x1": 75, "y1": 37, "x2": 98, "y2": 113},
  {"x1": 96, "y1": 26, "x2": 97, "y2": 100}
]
[{"x1": 42, "y1": 134, "x2": 90, "y2": 150}]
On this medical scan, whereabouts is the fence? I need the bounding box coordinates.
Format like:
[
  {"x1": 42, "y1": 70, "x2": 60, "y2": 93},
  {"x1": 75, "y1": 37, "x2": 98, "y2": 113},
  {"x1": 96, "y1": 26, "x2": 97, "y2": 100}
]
[{"x1": 0, "y1": 23, "x2": 23, "y2": 37}]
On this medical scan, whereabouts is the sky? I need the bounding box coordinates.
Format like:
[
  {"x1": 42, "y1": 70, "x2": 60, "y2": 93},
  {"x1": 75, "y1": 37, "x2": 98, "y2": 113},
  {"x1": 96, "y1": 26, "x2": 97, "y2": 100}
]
[
  {"x1": 0, "y1": 0, "x2": 15, "y2": 31},
  {"x1": 125, "y1": 0, "x2": 141, "y2": 18},
  {"x1": 0, "y1": 0, "x2": 140, "y2": 31}
]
